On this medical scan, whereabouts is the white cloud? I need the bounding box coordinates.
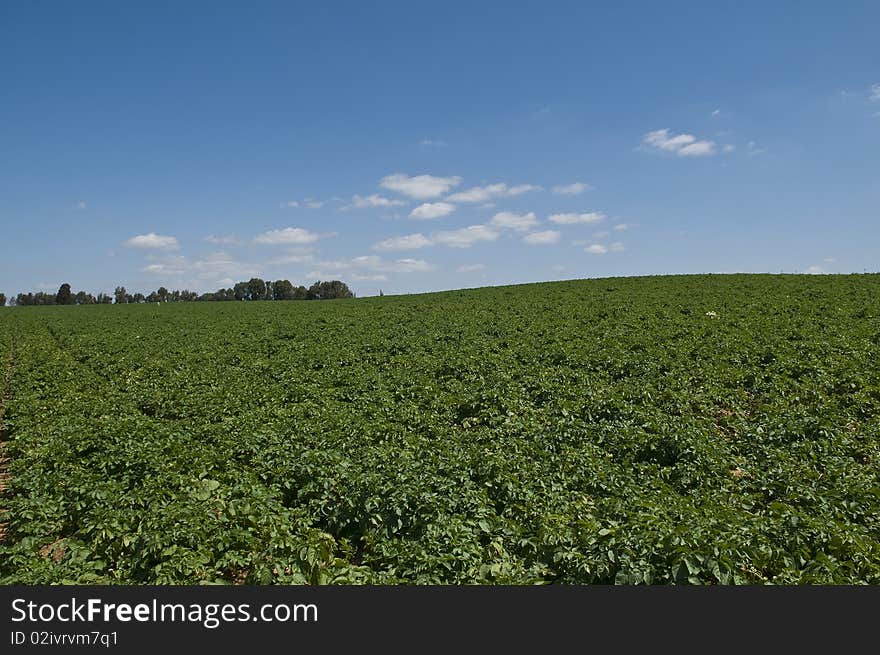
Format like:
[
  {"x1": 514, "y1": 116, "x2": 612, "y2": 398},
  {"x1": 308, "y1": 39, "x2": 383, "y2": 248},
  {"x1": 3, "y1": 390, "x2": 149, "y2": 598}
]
[
  {"x1": 281, "y1": 199, "x2": 324, "y2": 209},
  {"x1": 373, "y1": 233, "x2": 433, "y2": 251},
  {"x1": 380, "y1": 173, "x2": 461, "y2": 199},
  {"x1": 420, "y1": 139, "x2": 446, "y2": 147},
  {"x1": 549, "y1": 212, "x2": 605, "y2": 225},
  {"x1": 380, "y1": 258, "x2": 433, "y2": 273},
  {"x1": 143, "y1": 262, "x2": 185, "y2": 275},
  {"x1": 508, "y1": 184, "x2": 542, "y2": 195},
  {"x1": 204, "y1": 235, "x2": 242, "y2": 245},
  {"x1": 352, "y1": 273, "x2": 389, "y2": 282},
  {"x1": 253, "y1": 227, "x2": 323, "y2": 245},
  {"x1": 523, "y1": 230, "x2": 560, "y2": 245},
  {"x1": 642, "y1": 128, "x2": 717, "y2": 156},
  {"x1": 349, "y1": 255, "x2": 433, "y2": 273},
  {"x1": 677, "y1": 141, "x2": 716, "y2": 156},
  {"x1": 456, "y1": 263, "x2": 486, "y2": 273},
  {"x1": 552, "y1": 182, "x2": 590, "y2": 195},
  {"x1": 77, "y1": 201, "x2": 87, "y2": 209},
  {"x1": 446, "y1": 183, "x2": 506, "y2": 203},
  {"x1": 124, "y1": 233, "x2": 180, "y2": 250},
  {"x1": 141, "y1": 252, "x2": 260, "y2": 284},
  {"x1": 432, "y1": 224, "x2": 499, "y2": 248},
  {"x1": 806, "y1": 265, "x2": 825, "y2": 274},
  {"x1": 592, "y1": 230, "x2": 610, "y2": 239},
  {"x1": 189, "y1": 252, "x2": 261, "y2": 280},
  {"x1": 747, "y1": 141, "x2": 766, "y2": 156},
  {"x1": 870, "y1": 84, "x2": 880, "y2": 102},
  {"x1": 410, "y1": 202, "x2": 456, "y2": 220},
  {"x1": 712, "y1": 109, "x2": 721, "y2": 117},
  {"x1": 309, "y1": 255, "x2": 434, "y2": 276},
  {"x1": 613, "y1": 223, "x2": 629, "y2": 231},
  {"x1": 347, "y1": 255, "x2": 381, "y2": 270},
  {"x1": 490, "y1": 211, "x2": 538, "y2": 232},
  {"x1": 268, "y1": 250, "x2": 316, "y2": 265},
  {"x1": 307, "y1": 259, "x2": 350, "y2": 273},
  {"x1": 582, "y1": 242, "x2": 624, "y2": 255},
  {"x1": 446, "y1": 182, "x2": 541, "y2": 203},
  {"x1": 348, "y1": 194, "x2": 406, "y2": 209},
  {"x1": 644, "y1": 129, "x2": 695, "y2": 152}
]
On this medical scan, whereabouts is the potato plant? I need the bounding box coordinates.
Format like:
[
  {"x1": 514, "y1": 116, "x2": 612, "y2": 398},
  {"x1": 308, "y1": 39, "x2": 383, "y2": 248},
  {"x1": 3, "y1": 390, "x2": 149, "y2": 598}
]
[{"x1": 1, "y1": 274, "x2": 878, "y2": 584}]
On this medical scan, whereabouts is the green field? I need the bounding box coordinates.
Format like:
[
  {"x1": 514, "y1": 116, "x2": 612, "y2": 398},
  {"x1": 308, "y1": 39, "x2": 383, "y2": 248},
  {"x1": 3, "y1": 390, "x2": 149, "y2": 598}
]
[{"x1": 1, "y1": 274, "x2": 878, "y2": 584}]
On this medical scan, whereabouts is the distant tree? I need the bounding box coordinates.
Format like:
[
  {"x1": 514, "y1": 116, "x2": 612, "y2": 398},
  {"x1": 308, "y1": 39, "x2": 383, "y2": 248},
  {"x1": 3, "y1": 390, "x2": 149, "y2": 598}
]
[
  {"x1": 0, "y1": 293, "x2": 5, "y2": 306},
  {"x1": 233, "y1": 281, "x2": 249, "y2": 301},
  {"x1": 56, "y1": 283, "x2": 73, "y2": 305},
  {"x1": 336, "y1": 280, "x2": 354, "y2": 299},
  {"x1": 379, "y1": 289, "x2": 384, "y2": 297},
  {"x1": 272, "y1": 279, "x2": 295, "y2": 300},
  {"x1": 209, "y1": 288, "x2": 232, "y2": 301},
  {"x1": 307, "y1": 280, "x2": 354, "y2": 300},
  {"x1": 247, "y1": 278, "x2": 267, "y2": 301},
  {"x1": 7, "y1": 281, "x2": 353, "y2": 306}
]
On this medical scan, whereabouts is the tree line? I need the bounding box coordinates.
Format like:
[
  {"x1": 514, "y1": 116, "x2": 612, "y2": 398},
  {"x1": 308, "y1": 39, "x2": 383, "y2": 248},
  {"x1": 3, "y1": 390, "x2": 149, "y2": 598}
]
[{"x1": 1, "y1": 279, "x2": 354, "y2": 306}]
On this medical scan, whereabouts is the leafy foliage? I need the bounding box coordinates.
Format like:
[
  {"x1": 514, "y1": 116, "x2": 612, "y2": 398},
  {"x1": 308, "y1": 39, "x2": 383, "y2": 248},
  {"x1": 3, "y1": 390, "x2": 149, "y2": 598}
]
[{"x1": 1, "y1": 274, "x2": 878, "y2": 584}]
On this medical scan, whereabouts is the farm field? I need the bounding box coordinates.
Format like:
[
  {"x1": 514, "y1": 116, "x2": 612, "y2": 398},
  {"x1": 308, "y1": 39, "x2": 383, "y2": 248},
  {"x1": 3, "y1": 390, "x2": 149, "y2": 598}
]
[{"x1": 0, "y1": 274, "x2": 878, "y2": 584}]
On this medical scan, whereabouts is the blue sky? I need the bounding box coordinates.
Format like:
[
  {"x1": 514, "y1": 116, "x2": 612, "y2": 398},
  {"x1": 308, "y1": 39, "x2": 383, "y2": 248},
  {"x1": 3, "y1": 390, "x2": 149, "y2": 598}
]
[{"x1": 1, "y1": 1, "x2": 878, "y2": 298}]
